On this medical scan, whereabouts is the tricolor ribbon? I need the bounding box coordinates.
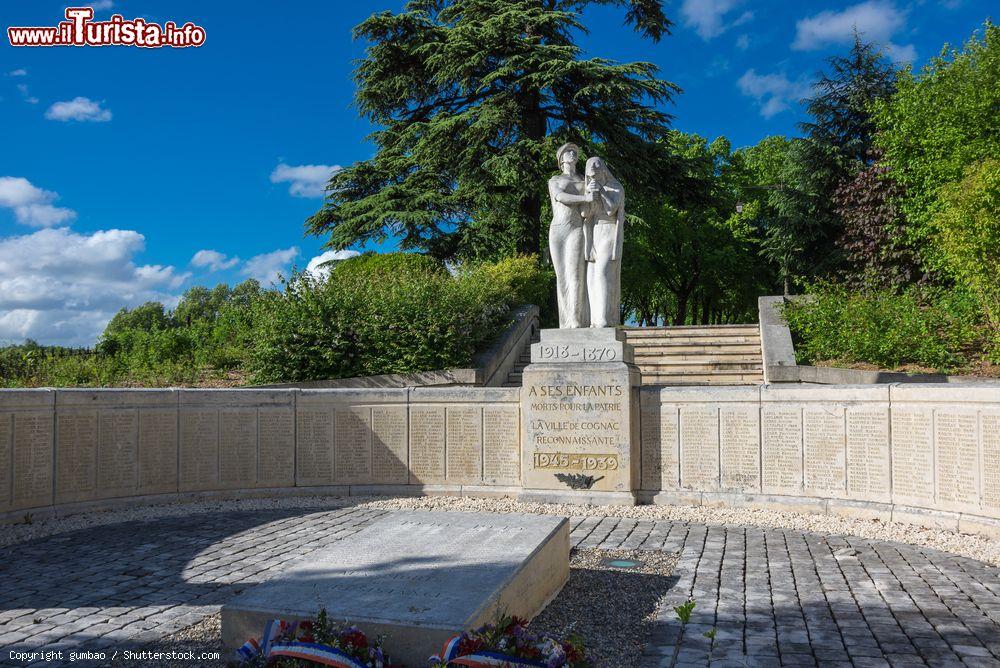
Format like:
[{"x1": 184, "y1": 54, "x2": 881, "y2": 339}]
[
  {"x1": 436, "y1": 635, "x2": 547, "y2": 668},
  {"x1": 270, "y1": 641, "x2": 371, "y2": 668}
]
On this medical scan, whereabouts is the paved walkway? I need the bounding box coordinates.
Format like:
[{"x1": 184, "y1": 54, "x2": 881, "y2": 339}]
[{"x1": 1, "y1": 507, "x2": 999, "y2": 667}]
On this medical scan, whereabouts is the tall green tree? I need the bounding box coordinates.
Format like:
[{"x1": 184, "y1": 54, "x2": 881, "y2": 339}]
[{"x1": 307, "y1": 0, "x2": 679, "y2": 261}]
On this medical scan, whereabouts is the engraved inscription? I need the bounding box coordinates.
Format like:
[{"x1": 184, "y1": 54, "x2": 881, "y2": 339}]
[
  {"x1": 447, "y1": 406, "x2": 482, "y2": 483},
  {"x1": 56, "y1": 411, "x2": 97, "y2": 501},
  {"x1": 98, "y1": 409, "x2": 138, "y2": 495},
  {"x1": 258, "y1": 408, "x2": 294, "y2": 486},
  {"x1": 139, "y1": 409, "x2": 177, "y2": 494},
  {"x1": 537, "y1": 345, "x2": 618, "y2": 362},
  {"x1": 296, "y1": 408, "x2": 333, "y2": 485},
  {"x1": 890, "y1": 409, "x2": 933, "y2": 505},
  {"x1": 936, "y1": 410, "x2": 978, "y2": 508},
  {"x1": 762, "y1": 407, "x2": 802, "y2": 494},
  {"x1": 180, "y1": 409, "x2": 218, "y2": 490},
  {"x1": 0, "y1": 413, "x2": 11, "y2": 509},
  {"x1": 803, "y1": 407, "x2": 846, "y2": 496},
  {"x1": 220, "y1": 409, "x2": 257, "y2": 487},
  {"x1": 335, "y1": 407, "x2": 372, "y2": 485},
  {"x1": 372, "y1": 406, "x2": 408, "y2": 484},
  {"x1": 410, "y1": 405, "x2": 445, "y2": 484},
  {"x1": 720, "y1": 405, "x2": 760, "y2": 492},
  {"x1": 983, "y1": 412, "x2": 1000, "y2": 511},
  {"x1": 680, "y1": 407, "x2": 719, "y2": 490},
  {"x1": 846, "y1": 408, "x2": 890, "y2": 501},
  {"x1": 641, "y1": 405, "x2": 678, "y2": 491},
  {"x1": 13, "y1": 413, "x2": 53, "y2": 508},
  {"x1": 483, "y1": 405, "x2": 519, "y2": 485},
  {"x1": 534, "y1": 452, "x2": 619, "y2": 470}
]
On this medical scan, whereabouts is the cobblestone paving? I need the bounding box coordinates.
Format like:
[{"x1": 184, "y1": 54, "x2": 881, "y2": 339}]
[{"x1": 1, "y1": 509, "x2": 998, "y2": 667}]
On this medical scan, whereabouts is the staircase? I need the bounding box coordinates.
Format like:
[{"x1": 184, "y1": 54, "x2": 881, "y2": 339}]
[
  {"x1": 502, "y1": 330, "x2": 539, "y2": 387},
  {"x1": 622, "y1": 324, "x2": 763, "y2": 385}
]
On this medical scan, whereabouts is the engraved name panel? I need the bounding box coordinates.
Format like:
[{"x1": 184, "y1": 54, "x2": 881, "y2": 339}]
[
  {"x1": 483, "y1": 405, "x2": 519, "y2": 486},
  {"x1": 761, "y1": 406, "x2": 802, "y2": 495},
  {"x1": 296, "y1": 407, "x2": 334, "y2": 486},
  {"x1": 890, "y1": 408, "x2": 934, "y2": 506},
  {"x1": 139, "y1": 409, "x2": 177, "y2": 495},
  {"x1": 220, "y1": 409, "x2": 257, "y2": 489},
  {"x1": 13, "y1": 412, "x2": 54, "y2": 509},
  {"x1": 179, "y1": 409, "x2": 219, "y2": 491},
  {"x1": 983, "y1": 411, "x2": 1000, "y2": 512},
  {"x1": 447, "y1": 406, "x2": 482, "y2": 484},
  {"x1": 258, "y1": 407, "x2": 294, "y2": 487},
  {"x1": 335, "y1": 407, "x2": 372, "y2": 485},
  {"x1": 680, "y1": 406, "x2": 719, "y2": 491},
  {"x1": 803, "y1": 407, "x2": 846, "y2": 497},
  {"x1": 720, "y1": 405, "x2": 760, "y2": 492},
  {"x1": 0, "y1": 413, "x2": 11, "y2": 511},
  {"x1": 56, "y1": 411, "x2": 97, "y2": 503},
  {"x1": 846, "y1": 408, "x2": 890, "y2": 503},
  {"x1": 935, "y1": 409, "x2": 979, "y2": 512},
  {"x1": 372, "y1": 406, "x2": 408, "y2": 485},
  {"x1": 641, "y1": 404, "x2": 678, "y2": 491},
  {"x1": 98, "y1": 409, "x2": 138, "y2": 497},
  {"x1": 410, "y1": 405, "x2": 446, "y2": 484}
]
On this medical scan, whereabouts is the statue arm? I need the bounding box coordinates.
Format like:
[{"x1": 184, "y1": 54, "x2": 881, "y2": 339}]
[
  {"x1": 599, "y1": 185, "x2": 623, "y2": 216},
  {"x1": 549, "y1": 179, "x2": 589, "y2": 204}
]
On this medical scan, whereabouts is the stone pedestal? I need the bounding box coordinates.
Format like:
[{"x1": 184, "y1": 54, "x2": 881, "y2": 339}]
[{"x1": 520, "y1": 328, "x2": 640, "y2": 505}]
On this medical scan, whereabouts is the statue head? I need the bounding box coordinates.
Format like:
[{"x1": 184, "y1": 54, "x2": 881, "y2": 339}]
[
  {"x1": 556, "y1": 142, "x2": 580, "y2": 169},
  {"x1": 585, "y1": 156, "x2": 610, "y2": 184}
]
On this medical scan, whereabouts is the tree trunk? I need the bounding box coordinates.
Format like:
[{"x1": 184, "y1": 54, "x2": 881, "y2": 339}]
[{"x1": 519, "y1": 88, "x2": 546, "y2": 256}]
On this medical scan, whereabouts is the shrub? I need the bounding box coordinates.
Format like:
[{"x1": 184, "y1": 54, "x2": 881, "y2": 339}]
[
  {"x1": 782, "y1": 283, "x2": 988, "y2": 371},
  {"x1": 247, "y1": 253, "x2": 551, "y2": 383}
]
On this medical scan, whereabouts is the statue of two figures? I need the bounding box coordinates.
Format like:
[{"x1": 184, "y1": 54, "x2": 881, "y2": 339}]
[{"x1": 548, "y1": 143, "x2": 625, "y2": 329}]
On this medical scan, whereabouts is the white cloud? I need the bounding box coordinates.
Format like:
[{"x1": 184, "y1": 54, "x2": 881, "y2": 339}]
[
  {"x1": 737, "y1": 69, "x2": 813, "y2": 119},
  {"x1": 885, "y1": 42, "x2": 917, "y2": 63},
  {"x1": 0, "y1": 227, "x2": 184, "y2": 346},
  {"x1": 16, "y1": 83, "x2": 38, "y2": 105},
  {"x1": 92, "y1": 0, "x2": 115, "y2": 9},
  {"x1": 45, "y1": 97, "x2": 112, "y2": 122},
  {"x1": 681, "y1": 0, "x2": 752, "y2": 39},
  {"x1": 306, "y1": 249, "x2": 361, "y2": 280},
  {"x1": 8, "y1": 69, "x2": 27, "y2": 77},
  {"x1": 0, "y1": 176, "x2": 77, "y2": 227},
  {"x1": 190, "y1": 249, "x2": 240, "y2": 272},
  {"x1": 270, "y1": 163, "x2": 340, "y2": 198},
  {"x1": 241, "y1": 247, "x2": 299, "y2": 284},
  {"x1": 792, "y1": 1, "x2": 906, "y2": 50},
  {"x1": 735, "y1": 34, "x2": 750, "y2": 50}
]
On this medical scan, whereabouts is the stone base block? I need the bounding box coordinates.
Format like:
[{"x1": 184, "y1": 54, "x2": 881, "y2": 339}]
[
  {"x1": 221, "y1": 511, "x2": 569, "y2": 666},
  {"x1": 518, "y1": 488, "x2": 637, "y2": 506}
]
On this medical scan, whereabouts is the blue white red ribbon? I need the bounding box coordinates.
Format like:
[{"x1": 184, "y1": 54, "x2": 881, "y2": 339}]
[
  {"x1": 436, "y1": 634, "x2": 548, "y2": 668},
  {"x1": 269, "y1": 641, "x2": 370, "y2": 668}
]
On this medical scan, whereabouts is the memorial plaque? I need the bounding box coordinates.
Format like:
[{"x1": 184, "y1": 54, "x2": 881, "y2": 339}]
[
  {"x1": 846, "y1": 408, "x2": 890, "y2": 503},
  {"x1": 640, "y1": 403, "x2": 678, "y2": 491},
  {"x1": 410, "y1": 405, "x2": 446, "y2": 484},
  {"x1": 983, "y1": 411, "x2": 1000, "y2": 512},
  {"x1": 372, "y1": 406, "x2": 408, "y2": 485},
  {"x1": 935, "y1": 409, "x2": 979, "y2": 511},
  {"x1": 483, "y1": 405, "x2": 519, "y2": 486},
  {"x1": 258, "y1": 407, "x2": 294, "y2": 487},
  {"x1": 761, "y1": 406, "x2": 802, "y2": 495},
  {"x1": 220, "y1": 409, "x2": 257, "y2": 488},
  {"x1": 12, "y1": 412, "x2": 54, "y2": 509},
  {"x1": 0, "y1": 413, "x2": 12, "y2": 511},
  {"x1": 680, "y1": 406, "x2": 719, "y2": 491},
  {"x1": 221, "y1": 511, "x2": 569, "y2": 667},
  {"x1": 56, "y1": 411, "x2": 97, "y2": 503},
  {"x1": 98, "y1": 409, "x2": 138, "y2": 497},
  {"x1": 180, "y1": 409, "x2": 219, "y2": 491},
  {"x1": 296, "y1": 407, "x2": 334, "y2": 486},
  {"x1": 335, "y1": 407, "x2": 373, "y2": 485},
  {"x1": 720, "y1": 405, "x2": 760, "y2": 492},
  {"x1": 447, "y1": 406, "x2": 482, "y2": 484},
  {"x1": 803, "y1": 407, "x2": 846, "y2": 497},
  {"x1": 139, "y1": 409, "x2": 178, "y2": 495},
  {"x1": 890, "y1": 408, "x2": 934, "y2": 506}
]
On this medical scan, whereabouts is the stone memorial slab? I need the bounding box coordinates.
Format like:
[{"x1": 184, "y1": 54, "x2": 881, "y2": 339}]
[
  {"x1": 179, "y1": 409, "x2": 219, "y2": 492},
  {"x1": 761, "y1": 406, "x2": 802, "y2": 495},
  {"x1": 296, "y1": 406, "x2": 334, "y2": 486},
  {"x1": 220, "y1": 409, "x2": 258, "y2": 489},
  {"x1": 0, "y1": 413, "x2": 11, "y2": 512},
  {"x1": 409, "y1": 405, "x2": 446, "y2": 484},
  {"x1": 680, "y1": 406, "x2": 719, "y2": 491},
  {"x1": 846, "y1": 407, "x2": 890, "y2": 503},
  {"x1": 521, "y1": 328, "x2": 639, "y2": 500},
  {"x1": 55, "y1": 410, "x2": 98, "y2": 504},
  {"x1": 483, "y1": 405, "x2": 520, "y2": 486},
  {"x1": 372, "y1": 406, "x2": 408, "y2": 485},
  {"x1": 98, "y1": 408, "x2": 138, "y2": 497},
  {"x1": 935, "y1": 409, "x2": 979, "y2": 512},
  {"x1": 221, "y1": 511, "x2": 569, "y2": 667},
  {"x1": 258, "y1": 407, "x2": 295, "y2": 487},
  {"x1": 335, "y1": 406, "x2": 373, "y2": 485},
  {"x1": 803, "y1": 406, "x2": 846, "y2": 498},
  {"x1": 639, "y1": 391, "x2": 679, "y2": 491},
  {"x1": 721, "y1": 404, "x2": 760, "y2": 492},
  {"x1": 889, "y1": 408, "x2": 934, "y2": 507},
  {"x1": 447, "y1": 406, "x2": 482, "y2": 484},
  {"x1": 139, "y1": 409, "x2": 178, "y2": 495},
  {"x1": 983, "y1": 410, "x2": 1000, "y2": 513},
  {"x1": 12, "y1": 411, "x2": 54, "y2": 510}
]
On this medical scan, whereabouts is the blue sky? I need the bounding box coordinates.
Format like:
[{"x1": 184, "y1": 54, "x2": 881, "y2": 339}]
[{"x1": 0, "y1": 0, "x2": 992, "y2": 346}]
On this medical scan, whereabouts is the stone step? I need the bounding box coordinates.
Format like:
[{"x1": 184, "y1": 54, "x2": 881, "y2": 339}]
[
  {"x1": 632, "y1": 352, "x2": 762, "y2": 363},
  {"x1": 636, "y1": 362, "x2": 762, "y2": 372},
  {"x1": 622, "y1": 325, "x2": 759, "y2": 338},
  {"x1": 640, "y1": 372, "x2": 763, "y2": 384},
  {"x1": 626, "y1": 335, "x2": 760, "y2": 346}
]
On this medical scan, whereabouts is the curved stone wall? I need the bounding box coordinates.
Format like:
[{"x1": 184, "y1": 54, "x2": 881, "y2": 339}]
[{"x1": 2, "y1": 383, "x2": 999, "y2": 538}]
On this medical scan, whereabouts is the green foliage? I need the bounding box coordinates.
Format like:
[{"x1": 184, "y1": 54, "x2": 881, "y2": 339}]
[
  {"x1": 933, "y1": 159, "x2": 1000, "y2": 323},
  {"x1": 873, "y1": 22, "x2": 1000, "y2": 270},
  {"x1": 247, "y1": 253, "x2": 551, "y2": 383},
  {"x1": 307, "y1": 0, "x2": 680, "y2": 261},
  {"x1": 783, "y1": 284, "x2": 990, "y2": 371},
  {"x1": 673, "y1": 599, "x2": 696, "y2": 625}
]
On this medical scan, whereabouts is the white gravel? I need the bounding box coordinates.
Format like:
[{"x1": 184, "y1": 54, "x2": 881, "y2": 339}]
[{"x1": 2, "y1": 493, "x2": 998, "y2": 566}]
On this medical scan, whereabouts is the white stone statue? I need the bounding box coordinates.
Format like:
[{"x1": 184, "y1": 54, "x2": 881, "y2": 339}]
[
  {"x1": 547, "y1": 143, "x2": 589, "y2": 328},
  {"x1": 583, "y1": 156, "x2": 624, "y2": 328}
]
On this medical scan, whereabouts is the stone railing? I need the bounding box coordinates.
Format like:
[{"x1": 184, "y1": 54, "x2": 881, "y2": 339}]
[
  {"x1": 639, "y1": 384, "x2": 1000, "y2": 536},
  {"x1": 3, "y1": 382, "x2": 1000, "y2": 539}
]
